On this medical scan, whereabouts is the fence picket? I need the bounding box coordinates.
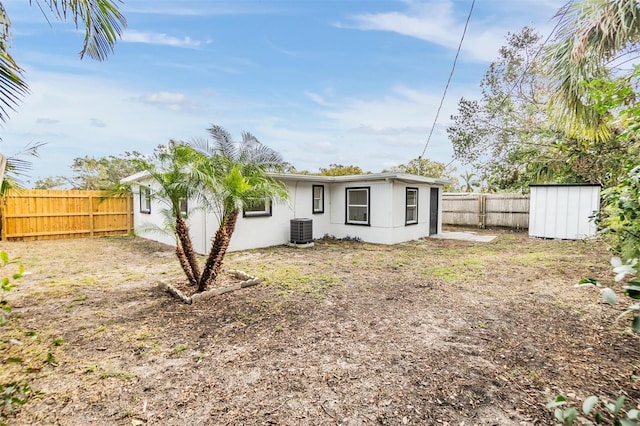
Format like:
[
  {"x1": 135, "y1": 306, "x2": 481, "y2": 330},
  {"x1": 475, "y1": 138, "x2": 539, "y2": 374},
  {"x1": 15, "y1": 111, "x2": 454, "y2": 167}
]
[
  {"x1": 0, "y1": 190, "x2": 133, "y2": 241},
  {"x1": 442, "y1": 193, "x2": 530, "y2": 229}
]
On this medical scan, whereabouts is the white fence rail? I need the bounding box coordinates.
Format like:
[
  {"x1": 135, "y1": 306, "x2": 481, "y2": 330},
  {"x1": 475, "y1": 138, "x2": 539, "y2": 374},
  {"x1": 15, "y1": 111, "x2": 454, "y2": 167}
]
[{"x1": 442, "y1": 193, "x2": 530, "y2": 229}]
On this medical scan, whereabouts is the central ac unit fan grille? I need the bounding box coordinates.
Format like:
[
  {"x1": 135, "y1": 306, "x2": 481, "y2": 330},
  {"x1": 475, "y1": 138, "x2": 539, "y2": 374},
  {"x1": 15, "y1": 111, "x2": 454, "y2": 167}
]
[{"x1": 290, "y1": 218, "x2": 313, "y2": 244}]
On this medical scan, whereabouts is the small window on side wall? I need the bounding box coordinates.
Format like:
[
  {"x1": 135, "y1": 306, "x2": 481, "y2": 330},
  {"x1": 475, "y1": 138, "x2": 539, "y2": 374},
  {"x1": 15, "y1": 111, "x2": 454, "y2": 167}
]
[
  {"x1": 346, "y1": 187, "x2": 370, "y2": 225},
  {"x1": 406, "y1": 187, "x2": 418, "y2": 225},
  {"x1": 140, "y1": 186, "x2": 151, "y2": 214},
  {"x1": 312, "y1": 185, "x2": 324, "y2": 214},
  {"x1": 243, "y1": 198, "x2": 272, "y2": 217}
]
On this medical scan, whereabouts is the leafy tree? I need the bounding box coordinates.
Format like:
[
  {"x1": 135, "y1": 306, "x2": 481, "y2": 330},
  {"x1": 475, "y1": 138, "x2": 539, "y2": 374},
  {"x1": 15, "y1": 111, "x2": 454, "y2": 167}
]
[
  {"x1": 449, "y1": 24, "x2": 632, "y2": 191},
  {"x1": 447, "y1": 27, "x2": 574, "y2": 191},
  {"x1": 545, "y1": 0, "x2": 640, "y2": 140},
  {"x1": 133, "y1": 126, "x2": 288, "y2": 294},
  {"x1": 69, "y1": 155, "x2": 142, "y2": 190},
  {"x1": 545, "y1": 0, "x2": 640, "y2": 261},
  {"x1": 33, "y1": 176, "x2": 66, "y2": 190},
  {"x1": 318, "y1": 164, "x2": 368, "y2": 176},
  {"x1": 535, "y1": 2, "x2": 640, "y2": 415},
  {"x1": 382, "y1": 157, "x2": 458, "y2": 191},
  {"x1": 35, "y1": 155, "x2": 143, "y2": 190}
]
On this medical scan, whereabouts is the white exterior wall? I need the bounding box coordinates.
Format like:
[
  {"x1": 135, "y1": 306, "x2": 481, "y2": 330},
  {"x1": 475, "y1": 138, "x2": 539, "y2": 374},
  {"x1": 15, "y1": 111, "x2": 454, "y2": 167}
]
[
  {"x1": 529, "y1": 185, "x2": 601, "y2": 240},
  {"x1": 389, "y1": 183, "x2": 436, "y2": 244},
  {"x1": 130, "y1": 175, "x2": 446, "y2": 252},
  {"x1": 326, "y1": 180, "x2": 395, "y2": 244},
  {"x1": 285, "y1": 180, "x2": 333, "y2": 239},
  {"x1": 131, "y1": 182, "x2": 181, "y2": 248}
]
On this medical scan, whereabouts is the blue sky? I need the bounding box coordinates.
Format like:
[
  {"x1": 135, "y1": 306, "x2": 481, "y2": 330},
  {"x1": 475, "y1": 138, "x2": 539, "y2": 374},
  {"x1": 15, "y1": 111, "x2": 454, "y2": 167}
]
[{"x1": 1, "y1": 0, "x2": 564, "y2": 184}]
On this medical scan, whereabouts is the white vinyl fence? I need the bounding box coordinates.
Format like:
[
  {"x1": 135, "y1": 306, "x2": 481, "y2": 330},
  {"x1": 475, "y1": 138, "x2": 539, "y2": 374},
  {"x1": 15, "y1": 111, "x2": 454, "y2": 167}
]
[{"x1": 442, "y1": 193, "x2": 530, "y2": 229}]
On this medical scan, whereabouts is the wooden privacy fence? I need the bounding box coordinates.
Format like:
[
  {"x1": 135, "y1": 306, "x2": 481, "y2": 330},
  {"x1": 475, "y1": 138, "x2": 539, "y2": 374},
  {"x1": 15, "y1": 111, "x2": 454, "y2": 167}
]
[
  {"x1": 1, "y1": 190, "x2": 133, "y2": 241},
  {"x1": 442, "y1": 193, "x2": 530, "y2": 229}
]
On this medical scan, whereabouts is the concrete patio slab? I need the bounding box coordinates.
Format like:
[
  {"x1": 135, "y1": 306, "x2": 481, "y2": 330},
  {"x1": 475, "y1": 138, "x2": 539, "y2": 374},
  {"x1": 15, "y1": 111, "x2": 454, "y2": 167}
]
[{"x1": 431, "y1": 231, "x2": 497, "y2": 243}]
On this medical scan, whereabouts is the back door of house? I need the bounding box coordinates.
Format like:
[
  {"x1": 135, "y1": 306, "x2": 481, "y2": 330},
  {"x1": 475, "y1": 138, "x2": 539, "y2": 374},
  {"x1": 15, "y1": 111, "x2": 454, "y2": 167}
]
[{"x1": 429, "y1": 188, "x2": 438, "y2": 235}]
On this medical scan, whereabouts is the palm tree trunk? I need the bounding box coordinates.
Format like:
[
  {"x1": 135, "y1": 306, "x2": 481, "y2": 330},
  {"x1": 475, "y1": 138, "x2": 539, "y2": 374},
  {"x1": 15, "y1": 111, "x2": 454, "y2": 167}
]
[
  {"x1": 175, "y1": 216, "x2": 201, "y2": 284},
  {"x1": 197, "y1": 210, "x2": 239, "y2": 292},
  {"x1": 175, "y1": 245, "x2": 196, "y2": 286}
]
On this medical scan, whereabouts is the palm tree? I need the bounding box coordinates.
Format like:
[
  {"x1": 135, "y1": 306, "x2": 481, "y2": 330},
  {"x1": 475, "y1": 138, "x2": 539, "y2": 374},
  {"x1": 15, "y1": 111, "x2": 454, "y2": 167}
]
[
  {"x1": 128, "y1": 142, "x2": 204, "y2": 287},
  {"x1": 0, "y1": 142, "x2": 45, "y2": 193},
  {"x1": 460, "y1": 171, "x2": 480, "y2": 192},
  {"x1": 0, "y1": 1, "x2": 126, "y2": 187},
  {"x1": 545, "y1": 0, "x2": 640, "y2": 139},
  {"x1": 190, "y1": 125, "x2": 288, "y2": 292}
]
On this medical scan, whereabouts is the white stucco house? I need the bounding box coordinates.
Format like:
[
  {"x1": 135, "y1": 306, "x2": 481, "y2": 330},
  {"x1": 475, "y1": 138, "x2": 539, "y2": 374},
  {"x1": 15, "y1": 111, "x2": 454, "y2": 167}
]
[{"x1": 122, "y1": 172, "x2": 450, "y2": 253}]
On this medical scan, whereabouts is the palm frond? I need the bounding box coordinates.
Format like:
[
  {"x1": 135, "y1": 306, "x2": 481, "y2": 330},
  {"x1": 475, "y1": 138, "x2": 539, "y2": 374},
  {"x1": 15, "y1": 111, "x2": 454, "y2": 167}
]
[
  {"x1": 207, "y1": 124, "x2": 237, "y2": 159},
  {"x1": 35, "y1": 0, "x2": 127, "y2": 61},
  {"x1": 546, "y1": 0, "x2": 640, "y2": 139},
  {"x1": 0, "y1": 3, "x2": 28, "y2": 124}
]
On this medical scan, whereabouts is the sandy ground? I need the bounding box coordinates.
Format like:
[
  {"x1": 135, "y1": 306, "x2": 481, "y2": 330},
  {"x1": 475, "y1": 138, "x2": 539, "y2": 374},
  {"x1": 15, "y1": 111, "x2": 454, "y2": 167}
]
[{"x1": 0, "y1": 228, "x2": 638, "y2": 425}]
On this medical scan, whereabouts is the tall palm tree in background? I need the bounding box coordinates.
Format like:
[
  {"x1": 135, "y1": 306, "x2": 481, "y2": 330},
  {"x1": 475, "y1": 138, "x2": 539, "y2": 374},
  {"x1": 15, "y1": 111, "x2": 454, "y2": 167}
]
[
  {"x1": 0, "y1": 0, "x2": 126, "y2": 189},
  {"x1": 190, "y1": 125, "x2": 288, "y2": 292},
  {"x1": 460, "y1": 171, "x2": 479, "y2": 192},
  {"x1": 546, "y1": 0, "x2": 640, "y2": 139}
]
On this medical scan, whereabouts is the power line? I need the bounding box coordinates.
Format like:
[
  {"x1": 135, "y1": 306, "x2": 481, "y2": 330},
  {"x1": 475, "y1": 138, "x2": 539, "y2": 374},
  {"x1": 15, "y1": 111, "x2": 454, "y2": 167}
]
[
  {"x1": 444, "y1": 1, "x2": 574, "y2": 172},
  {"x1": 419, "y1": 0, "x2": 475, "y2": 160}
]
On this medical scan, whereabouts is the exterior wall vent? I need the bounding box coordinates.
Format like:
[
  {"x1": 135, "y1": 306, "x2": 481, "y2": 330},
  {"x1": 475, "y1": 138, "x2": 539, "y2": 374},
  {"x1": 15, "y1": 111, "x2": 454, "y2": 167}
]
[{"x1": 290, "y1": 218, "x2": 313, "y2": 244}]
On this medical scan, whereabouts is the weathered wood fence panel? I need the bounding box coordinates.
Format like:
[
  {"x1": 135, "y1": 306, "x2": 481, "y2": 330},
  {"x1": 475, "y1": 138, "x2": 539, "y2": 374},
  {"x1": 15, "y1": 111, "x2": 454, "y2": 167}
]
[
  {"x1": 1, "y1": 190, "x2": 132, "y2": 241},
  {"x1": 443, "y1": 193, "x2": 530, "y2": 229}
]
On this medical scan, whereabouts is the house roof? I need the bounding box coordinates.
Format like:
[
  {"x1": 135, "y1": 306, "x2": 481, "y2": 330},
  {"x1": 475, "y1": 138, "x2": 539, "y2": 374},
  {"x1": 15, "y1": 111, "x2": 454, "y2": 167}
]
[
  {"x1": 270, "y1": 173, "x2": 451, "y2": 186},
  {"x1": 120, "y1": 170, "x2": 150, "y2": 184},
  {"x1": 122, "y1": 171, "x2": 450, "y2": 186}
]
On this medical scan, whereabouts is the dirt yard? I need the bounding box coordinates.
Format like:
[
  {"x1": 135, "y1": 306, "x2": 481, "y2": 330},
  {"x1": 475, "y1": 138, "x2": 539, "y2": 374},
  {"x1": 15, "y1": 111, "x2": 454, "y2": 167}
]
[{"x1": 0, "y1": 229, "x2": 638, "y2": 425}]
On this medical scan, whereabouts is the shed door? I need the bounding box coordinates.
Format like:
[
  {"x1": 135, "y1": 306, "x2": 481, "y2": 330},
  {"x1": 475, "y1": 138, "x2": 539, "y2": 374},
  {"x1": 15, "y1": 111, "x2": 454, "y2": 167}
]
[{"x1": 429, "y1": 188, "x2": 439, "y2": 235}]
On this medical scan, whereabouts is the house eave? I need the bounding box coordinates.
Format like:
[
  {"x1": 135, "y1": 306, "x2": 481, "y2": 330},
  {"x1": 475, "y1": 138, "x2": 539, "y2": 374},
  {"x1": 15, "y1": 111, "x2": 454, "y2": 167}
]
[
  {"x1": 120, "y1": 170, "x2": 150, "y2": 184},
  {"x1": 122, "y1": 170, "x2": 451, "y2": 187},
  {"x1": 269, "y1": 172, "x2": 450, "y2": 186}
]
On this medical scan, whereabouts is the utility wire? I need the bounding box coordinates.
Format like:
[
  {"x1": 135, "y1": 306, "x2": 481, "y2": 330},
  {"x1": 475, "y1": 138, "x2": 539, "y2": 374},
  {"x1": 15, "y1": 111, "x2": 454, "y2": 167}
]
[{"x1": 419, "y1": 0, "x2": 475, "y2": 160}]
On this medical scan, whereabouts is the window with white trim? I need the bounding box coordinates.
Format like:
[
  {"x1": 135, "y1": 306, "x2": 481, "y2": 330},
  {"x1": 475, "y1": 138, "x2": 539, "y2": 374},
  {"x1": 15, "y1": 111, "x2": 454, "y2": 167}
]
[
  {"x1": 312, "y1": 185, "x2": 324, "y2": 214},
  {"x1": 140, "y1": 186, "x2": 151, "y2": 214},
  {"x1": 345, "y1": 187, "x2": 370, "y2": 225},
  {"x1": 406, "y1": 187, "x2": 418, "y2": 225},
  {"x1": 243, "y1": 199, "x2": 272, "y2": 217}
]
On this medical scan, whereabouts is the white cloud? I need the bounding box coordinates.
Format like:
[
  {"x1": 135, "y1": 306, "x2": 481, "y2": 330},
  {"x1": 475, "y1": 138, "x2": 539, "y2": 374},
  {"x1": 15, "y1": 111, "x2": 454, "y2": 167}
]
[
  {"x1": 1, "y1": 71, "x2": 477, "y2": 182},
  {"x1": 305, "y1": 91, "x2": 334, "y2": 107},
  {"x1": 122, "y1": 30, "x2": 209, "y2": 48},
  {"x1": 340, "y1": 0, "x2": 561, "y2": 62},
  {"x1": 133, "y1": 91, "x2": 199, "y2": 112}
]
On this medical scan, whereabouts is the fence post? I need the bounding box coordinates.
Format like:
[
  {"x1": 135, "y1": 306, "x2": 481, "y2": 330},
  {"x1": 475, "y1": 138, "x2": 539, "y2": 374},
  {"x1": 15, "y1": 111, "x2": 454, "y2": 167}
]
[
  {"x1": 88, "y1": 194, "x2": 95, "y2": 237},
  {"x1": 478, "y1": 194, "x2": 487, "y2": 229},
  {"x1": 0, "y1": 196, "x2": 5, "y2": 240}
]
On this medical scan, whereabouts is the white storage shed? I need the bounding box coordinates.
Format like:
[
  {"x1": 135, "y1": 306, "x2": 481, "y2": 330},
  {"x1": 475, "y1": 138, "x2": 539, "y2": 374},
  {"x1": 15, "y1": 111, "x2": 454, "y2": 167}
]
[{"x1": 528, "y1": 184, "x2": 601, "y2": 240}]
